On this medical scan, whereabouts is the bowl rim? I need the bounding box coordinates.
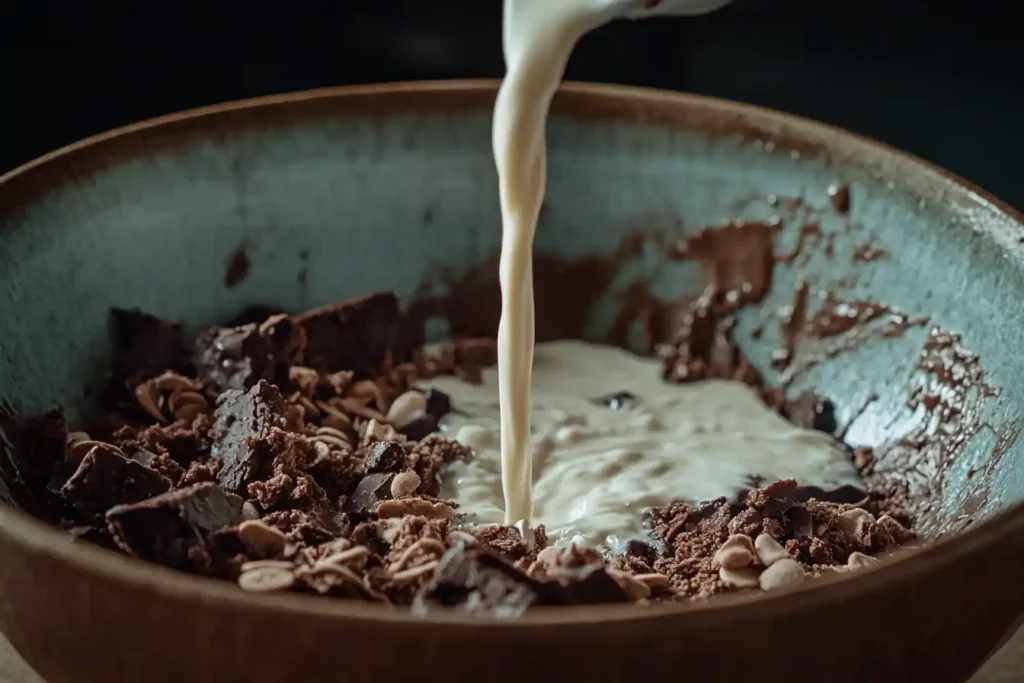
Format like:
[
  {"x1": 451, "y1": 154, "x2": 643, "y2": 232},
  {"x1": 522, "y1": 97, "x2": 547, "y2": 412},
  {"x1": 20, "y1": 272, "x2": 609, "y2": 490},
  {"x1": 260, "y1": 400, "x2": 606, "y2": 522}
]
[{"x1": 2, "y1": 78, "x2": 1023, "y2": 628}]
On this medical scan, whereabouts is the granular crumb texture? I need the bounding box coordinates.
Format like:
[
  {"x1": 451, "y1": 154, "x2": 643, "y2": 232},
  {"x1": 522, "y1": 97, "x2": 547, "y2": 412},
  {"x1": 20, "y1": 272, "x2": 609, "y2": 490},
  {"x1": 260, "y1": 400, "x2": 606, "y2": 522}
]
[{"x1": 2, "y1": 290, "x2": 917, "y2": 615}]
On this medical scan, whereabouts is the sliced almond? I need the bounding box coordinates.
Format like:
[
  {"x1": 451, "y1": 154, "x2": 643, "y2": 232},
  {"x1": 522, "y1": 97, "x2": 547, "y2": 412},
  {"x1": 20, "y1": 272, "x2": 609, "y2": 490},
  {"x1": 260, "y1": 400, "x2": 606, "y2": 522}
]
[{"x1": 238, "y1": 566, "x2": 294, "y2": 593}]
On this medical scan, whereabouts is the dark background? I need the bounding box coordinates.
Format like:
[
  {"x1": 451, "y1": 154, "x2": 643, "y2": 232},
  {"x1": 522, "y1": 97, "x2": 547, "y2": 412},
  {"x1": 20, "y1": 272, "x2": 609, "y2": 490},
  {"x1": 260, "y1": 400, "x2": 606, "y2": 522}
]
[{"x1": 2, "y1": 0, "x2": 1022, "y2": 208}]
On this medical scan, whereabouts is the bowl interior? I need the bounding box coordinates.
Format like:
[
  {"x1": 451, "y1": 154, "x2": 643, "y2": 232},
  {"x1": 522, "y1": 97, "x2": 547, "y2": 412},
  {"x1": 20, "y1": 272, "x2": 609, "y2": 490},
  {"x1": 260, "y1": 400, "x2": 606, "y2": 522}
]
[{"x1": 1, "y1": 80, "x2": 1023, "y2": 542}]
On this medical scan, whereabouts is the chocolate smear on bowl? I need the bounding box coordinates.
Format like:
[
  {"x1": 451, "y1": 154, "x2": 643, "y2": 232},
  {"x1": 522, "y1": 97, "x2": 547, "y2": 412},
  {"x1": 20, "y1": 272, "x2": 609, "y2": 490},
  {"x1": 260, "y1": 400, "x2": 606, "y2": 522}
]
[{"x1": 223, "y1": 245, "x2": 251, "y2": 289}]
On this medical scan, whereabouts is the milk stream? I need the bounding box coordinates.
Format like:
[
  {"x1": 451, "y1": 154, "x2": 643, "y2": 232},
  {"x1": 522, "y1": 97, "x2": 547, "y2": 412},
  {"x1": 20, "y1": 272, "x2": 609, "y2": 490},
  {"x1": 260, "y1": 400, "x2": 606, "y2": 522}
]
[{"x1": 491, "y1": 0, "x2": 739, "y2": 534}]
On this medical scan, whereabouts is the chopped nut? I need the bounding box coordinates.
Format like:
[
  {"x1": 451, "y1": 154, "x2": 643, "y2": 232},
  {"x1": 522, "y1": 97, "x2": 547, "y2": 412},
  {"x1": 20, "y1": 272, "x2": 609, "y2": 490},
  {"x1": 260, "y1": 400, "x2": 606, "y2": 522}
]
[
  {"x1": 609, "y1": 569, "x2": 652, "y2": 600},
  {"x1": 389, "y1": 560, "x2": 439, "y2": 585},
  {"x1": 168, "y1": 390, "x2": 208, "y2": 414},
  {"x1": 238, "y1": 566, "x2": 295, "y2": 593},
  {"x1": 154, "y1": 372, "x2": 200, "y2": 393},
  {"x1": 446, "y1": 530, "x2": 479, "y2": 546},
  {"x1": 238, "y1": 520, "x2": 288, "y2": 558},
  {"x1": 719, "y1": 566, "x2": 761, "y2": 589},
  {"x1": 67, "y1": 440, "x2": 125, "y2": 464},
  {"x1": 754, "y1": 533, "x2": 791, "y2": 566},
  {"x1": 134, "y1": 382, "x2": 165, "y2": 422},
  {"x1": 341, "y1": 397, "x2": 387, "y2": 422},
  {"x1": 633, "y1": 573, "x2": 671, "y2": 591},
  {"x1": 391, "y1": 537, "x2": 447, "y2": 572},
  {"x1": 348, "y1": 380, "x2": 388, "y2": 414},
  {"x1": 240, "y1": 560, "x2": 295, "y2": 572},
  {"x1": 66, "y1": 431, "x2": 91, "y2": 445},
  {"x1": 847, "y1": 551, "x2": 881, "y2": 570},
  {"x1": 377, "y1": 498, "x2": 454, "y2": 520},
  {"x1": 241, "y1": 501, "x2": 260, "y2": 521},
  {"x1": 317, "y1": 545, "x2": 370, "y2": 567},
  {"x1": 390, "y1": 470, "x2": 422, "y2": 498},
  {"x1": 314, "y1": 425, "x2": 352, "y2": 451},
  {"x1": 362, "y1": 418, "x2": 403, "y2": 444},
  {"x1": 386, "y1": 390, "x2": 428, "y2": 428},
  {"x1": 713, "y1": 534, "x2": 755, "y2": 569},
  {"x1": 758, "y1": 558, "x2": 805, "y2": 591},
  {"x1": 836, "y1": 508, "x2": 874, "y2": 544}
]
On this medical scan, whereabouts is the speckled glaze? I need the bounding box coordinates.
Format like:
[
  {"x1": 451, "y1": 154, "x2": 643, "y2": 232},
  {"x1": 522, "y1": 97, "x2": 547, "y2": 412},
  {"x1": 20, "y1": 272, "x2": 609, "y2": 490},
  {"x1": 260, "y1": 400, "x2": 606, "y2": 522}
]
[{"x1": 0, "y1": 81, "x2": 1023, "y2": 683}]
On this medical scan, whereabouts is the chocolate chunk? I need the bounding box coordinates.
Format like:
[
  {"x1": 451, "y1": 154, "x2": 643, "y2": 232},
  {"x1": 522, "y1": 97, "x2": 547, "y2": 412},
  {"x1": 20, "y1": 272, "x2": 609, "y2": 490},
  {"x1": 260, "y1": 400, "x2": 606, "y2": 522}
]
[
  {"x1": 792, "y1": 484, "x2": 868, "y2": 505},
  {"x1": 4, "y1": 410, "x2": 67, "y2": 492},
  {"x1": 106, "y1": 482, "x2": 242, "y2": 568},
  {"x1": 60, "y1": 445, "x2": 171, "y2": 521},
  {"x1": 595, "y1": 391, "x2": 637, "y2": 410},
  {"x1": 194, "y1": 315, "x2": 305, "y2": 394},
  {"x1": 398, "y1": 414, "x2": 439, "y2": 442},
  {"x1": 784, "y1": 392, "x2": 837, "y2": 434},
  {"x1": 297, "y1": 292, "x2": 401, "y2": 377},
  {"x1": 0, "y1": 409, "x2": 70, "y2": 519},
  {"x1": 784, "y1": 505, "x2": 813, "y2": 539},
  {"x1": 209, "y1": 380, "x2": 286, "y2": 495},
  {"x1": 365, "y1": 441, "x2": 407, "y2": 474},
  {"x1": 540, "y1": 565, "x2": 630, "y2": 605},
  {"x1": 413, "y1": 544, "x2": 542, "y2": 618},
  {"x1": 624, "y1": 538, "x2": 658, "y2": 563},
  {"x1": 347, "y1": 472, "x2": 395, "y2": 517},
  {"x1": 102, "y1": 309, "x2": 191, "y2": 410},
  {"x1": 423, "y1": 389, "x2": 452, "y2": 421},
  {"x1": 188, "y1": 527, "x2": 248, "y2": 579}
]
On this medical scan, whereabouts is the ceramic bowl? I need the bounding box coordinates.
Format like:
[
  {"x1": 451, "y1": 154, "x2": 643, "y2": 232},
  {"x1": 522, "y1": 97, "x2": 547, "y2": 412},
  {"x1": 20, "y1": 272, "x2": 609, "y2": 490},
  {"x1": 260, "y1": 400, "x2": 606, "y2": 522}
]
[{"x1": 1, "y1": 81, "x2": 1023, "y2": 683}]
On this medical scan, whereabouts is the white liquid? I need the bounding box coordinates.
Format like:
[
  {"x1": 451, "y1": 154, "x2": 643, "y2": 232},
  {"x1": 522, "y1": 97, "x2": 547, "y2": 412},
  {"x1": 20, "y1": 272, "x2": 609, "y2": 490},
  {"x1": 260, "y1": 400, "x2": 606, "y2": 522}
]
[
  {"x1": 491, "y1": 0, "x2": 735, "y2": 529},
  {"x1": 431, "y1": 341, "x2": 862, "y2": 548}
]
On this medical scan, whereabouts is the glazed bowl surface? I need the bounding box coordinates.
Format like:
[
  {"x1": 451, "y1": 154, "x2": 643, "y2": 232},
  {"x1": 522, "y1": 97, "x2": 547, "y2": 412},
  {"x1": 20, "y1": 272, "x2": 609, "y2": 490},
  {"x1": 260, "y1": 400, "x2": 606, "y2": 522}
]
[{"x1": 1, "y1": 81, "x2": 1023, "y2": 683}]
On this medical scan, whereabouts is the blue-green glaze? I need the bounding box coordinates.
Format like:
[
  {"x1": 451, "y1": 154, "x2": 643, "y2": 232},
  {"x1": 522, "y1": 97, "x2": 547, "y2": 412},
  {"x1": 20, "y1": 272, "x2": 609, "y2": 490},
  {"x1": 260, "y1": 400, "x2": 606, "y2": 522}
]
[{"x1": 1, "y1": 81, "x2": 1022, "y2": 534}]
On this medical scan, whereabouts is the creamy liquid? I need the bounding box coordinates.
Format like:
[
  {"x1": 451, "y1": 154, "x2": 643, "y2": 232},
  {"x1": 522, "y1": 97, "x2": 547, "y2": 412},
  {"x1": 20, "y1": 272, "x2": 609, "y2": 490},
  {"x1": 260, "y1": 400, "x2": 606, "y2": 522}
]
[
  {"x1": 431, "y1": 341, "x2": 862, "y2": 548},
  {"x1": 491, "y1": 0, "x2": 735, "y2": 532}
]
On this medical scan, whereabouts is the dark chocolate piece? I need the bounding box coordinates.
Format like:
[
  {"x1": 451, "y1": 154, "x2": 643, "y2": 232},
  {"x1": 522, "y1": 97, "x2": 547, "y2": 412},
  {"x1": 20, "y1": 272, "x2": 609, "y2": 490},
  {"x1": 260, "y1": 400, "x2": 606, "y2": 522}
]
[
  {"x1": 297, "y1": 292, "x2": 402, "y2": 377},
  {"x1": 413, "y1": 544, "x2": 542, "y2": 618},
  {"x1": 792, "y1": 484, "x2": 868, "y2": 505},
  {"x1": 60, "y1": 445, "x2": 171, "y2": 521},
  {"x1": 365, "y1": 441, "x2": 407, "y2": 474},
  {"x1": 595, "y1": 391, "x2": 638, "y2": 410},
  {"x1": 423, "y1": 388, "x2": 452, "y2": 421},
  {"x1": 346, "y1": 472, "x2": 395, "y2": 517},
  {"x1": 399, "y1": 414, "x2": 439, "y2": 442},
  {"x1": 193, "y1": 315, "x2": 305, "y2": 394},
  {"x1": 106, "y1": 482, "x2": 243, "y2": 568},
  {"x1": 0, "y1": 408, "x2": 69, "y2": 519},
  {"x1": 209, "y1": 380, "x2": 286, "y2": 495},
  {"x1": 539, "y1": 565, "x2": 630, "y2": 605},
  {"x1": 784, "y1": 392, "x2": 837, "y2": 434}
]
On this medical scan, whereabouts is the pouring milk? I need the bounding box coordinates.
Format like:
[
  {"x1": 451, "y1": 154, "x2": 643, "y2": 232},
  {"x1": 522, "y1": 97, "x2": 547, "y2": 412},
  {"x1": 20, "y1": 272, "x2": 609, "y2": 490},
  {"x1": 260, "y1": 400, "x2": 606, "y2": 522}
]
[{"x1": 490, "y1": 0, "x2": 736, "y2": 529}]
